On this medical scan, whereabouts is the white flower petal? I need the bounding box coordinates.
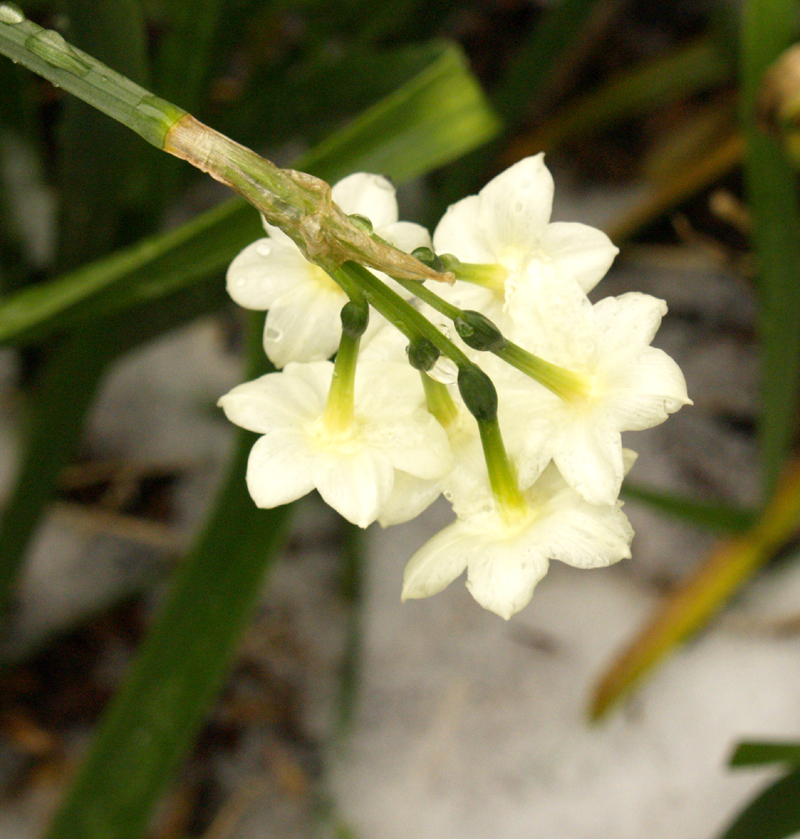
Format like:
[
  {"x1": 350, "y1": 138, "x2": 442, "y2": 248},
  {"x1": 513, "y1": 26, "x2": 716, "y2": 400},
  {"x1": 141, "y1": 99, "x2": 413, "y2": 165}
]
[
  {"x1": 264, "y1": 282, "x2": 346, "y2": 366},
  {"x1": 377, "y1": 220, "x2": 431, "y2": 253},
  {"x1": 378, "y1": 472, "x2": 442, "y2": 526},
  {"x1": 606, "y1": 346, "x2": 692, "y2": 431},
  {"x1": 225, "y1": 238, "x2": 310, "y2": 310},
  {"x1": 312, "y1": 447, "x2": 395, "y2": 528},
  {"x1": 466, "y1": 537, "x2": 549, "y2": 620},
  {"x1": 539, "y1": 221, "x2": 618, "y2": 293},
  {"x1": 553, "y1": 420, "x2": 624, "y2": 506},
  {"x1": 245, "y1": 430, "x2": 316, "y2": 508},
  {"x1": 593, "y1": 292, "x2": 668, "y2": 352},
  {"x1": 476, "y1": 154, "x2": 554, "y2": 256},
  {"x1": 217, "y1": 363, "x2": 330, "y2": 433},
  {"x1": 402, "y1": 522, "x2": 469, "y2": 600},
  {"x1": 433, "y1": 194, "x2": 495, "y2": 263},
  {"x1": 332, "y1": 172, "x2": 398, "y2": 228},
  {"x1": 534, "y1": 498, "x2": 633, "y2": 569}
]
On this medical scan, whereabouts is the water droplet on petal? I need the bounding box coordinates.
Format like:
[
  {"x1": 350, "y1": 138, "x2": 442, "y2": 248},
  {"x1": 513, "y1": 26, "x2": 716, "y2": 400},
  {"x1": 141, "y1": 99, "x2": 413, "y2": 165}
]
[
  {"x1": 427, "y1": 356, "x2": 458, "y2": 385},
  {"x1": 256, "y1": 242, "x2": 271, "y2": 257},
  {"x1": 234, "y1": 277, "x2": 247, "y2": 288},
  {"x1": 443, "y1": 490, "x2": 453, "y2": 501},
  {"x1": 265, "y1": 326, "x2": 283, "y2": 342},
  {"x1": 0, "y1": 3, "x2": 25, "y2": 24}
]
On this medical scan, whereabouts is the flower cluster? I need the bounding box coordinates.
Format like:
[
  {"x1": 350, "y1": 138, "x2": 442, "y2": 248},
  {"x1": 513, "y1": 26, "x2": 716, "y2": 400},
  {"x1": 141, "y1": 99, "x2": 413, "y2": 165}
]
[{"x1": 219, "y1": 156, "x2": 691, "y2": 619}]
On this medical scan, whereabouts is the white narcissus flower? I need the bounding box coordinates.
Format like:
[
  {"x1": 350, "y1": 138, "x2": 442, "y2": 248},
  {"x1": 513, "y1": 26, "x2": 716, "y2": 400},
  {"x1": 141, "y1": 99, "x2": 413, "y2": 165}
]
[
  {"x1": 432, "y1": 153, "x2": 618, "y2": 330},
  {"x1": 227, "y1": 173, "x2": 431, "y2": 368},
  {"x1": 496, "y1": 279, "x2": 692, "y2": 506},
  {"x1": 402, "y1": 460, "x2": 635, "y2": 620},
  {"x1": 217, "y1": 359, "x2": 451, "y2": 528}
]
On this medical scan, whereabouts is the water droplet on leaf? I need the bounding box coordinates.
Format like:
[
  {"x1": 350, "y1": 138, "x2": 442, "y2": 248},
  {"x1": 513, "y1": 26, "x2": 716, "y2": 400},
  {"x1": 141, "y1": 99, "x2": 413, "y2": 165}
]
[
  {"x1": 24, "y1": 29, "x2": 91, "y2": 76},
  {"x1": 0, "y1": 3, "x2": 24, "y2": 24}
]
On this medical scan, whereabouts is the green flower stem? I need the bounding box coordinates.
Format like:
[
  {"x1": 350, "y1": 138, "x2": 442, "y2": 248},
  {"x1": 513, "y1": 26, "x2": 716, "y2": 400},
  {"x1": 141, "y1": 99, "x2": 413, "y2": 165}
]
[
  {"x1": 421, "y1": 374, "x2": 459, "y2": 427},
  {"x1": 497, "y1": 341, "x2": 589, "y2": 402},
  {"x1": 0, "y1": 10, "x2": 451, "y2": 287},
  {"x1": 333, "y1": 262, "x2": 473, "y2": 369},
  {"x1": 323, "y1": 330, "x2": 361, "y2": 433},
  {"x1": 439, "y1": 255, "x2": 509, "y2": 292},
  {"x1": 395, "y1": 276, "x2": 590, "y2": 401},
  {"x1": 0, "y1": 5, "x2": 184, "y2": 147},
  {"x1": 478, "y1": 417, "x2": 528, "y2": 521}
]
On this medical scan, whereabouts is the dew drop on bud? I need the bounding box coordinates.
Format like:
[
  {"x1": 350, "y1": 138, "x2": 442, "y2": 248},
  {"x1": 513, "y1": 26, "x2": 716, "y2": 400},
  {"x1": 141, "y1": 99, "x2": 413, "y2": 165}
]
[
  {"x1": 427, "y1": 356, "x2": 458, "y2": 385},
  {"x1": 256, "y1": 242, "x2": 271, "y2": 257},
  {"x1": 265, "y1": 326, "x2": 283, "y2": 342}
]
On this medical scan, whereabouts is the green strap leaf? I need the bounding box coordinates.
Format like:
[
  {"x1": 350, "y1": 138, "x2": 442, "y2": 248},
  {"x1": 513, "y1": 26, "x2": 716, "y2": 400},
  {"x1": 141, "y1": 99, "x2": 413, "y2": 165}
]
[
  {"x1": 731, "y1": 741, "x2": 800, "y2": 768},
  {"x1": 719, "y1": 768, "x2": 800, "y2": 839},
  {"x1": 740, "y1": 0, "x2": 800, "y2": 497}
]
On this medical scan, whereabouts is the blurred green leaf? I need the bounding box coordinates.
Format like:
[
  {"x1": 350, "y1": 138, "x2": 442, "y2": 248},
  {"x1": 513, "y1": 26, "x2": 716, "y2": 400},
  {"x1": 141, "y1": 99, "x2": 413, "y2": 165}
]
[
  {"x1": 741, "y1": 0, "x2": 800, "y2": 498},
  {"x1": 719, "y1": 768, "x2": 800, "y2": 839},
  {"x1": 621, "y1": 482, "x2": 756, "y2": 533},
  {"x1": 0, "y1": 41, "x2": 499, "y2": 346},
  {"x1": 731, "y1": 741, "x2": 800, "y2": 767},
  {"x1": 592, "y1": 457, "x2": 800, "y2": 719},
  {"x1": 44, "y1": 313, "x2": 289, "y2": 839},
  {"x1": 0, "y1": 0, "x2": 155, "y2": 622},
  {"x1": 58, "y1": 0, "x2": 151, "y2": 265},
  {"x1": 524, "y1": 39, "x2": 731, "y2": 152}
]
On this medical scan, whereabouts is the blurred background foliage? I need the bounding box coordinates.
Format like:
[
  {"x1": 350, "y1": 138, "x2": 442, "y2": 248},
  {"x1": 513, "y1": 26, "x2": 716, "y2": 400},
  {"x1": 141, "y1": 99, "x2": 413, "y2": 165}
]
[{"x1": 0, "y1": 0, "x2": 799, "y2": 837}]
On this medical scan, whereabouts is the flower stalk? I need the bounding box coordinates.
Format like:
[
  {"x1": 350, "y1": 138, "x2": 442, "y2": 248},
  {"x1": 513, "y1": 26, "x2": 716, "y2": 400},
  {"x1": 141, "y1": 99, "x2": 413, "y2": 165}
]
[{"x1": 0, "y1": 9, "x2": 453, "y2": 286}]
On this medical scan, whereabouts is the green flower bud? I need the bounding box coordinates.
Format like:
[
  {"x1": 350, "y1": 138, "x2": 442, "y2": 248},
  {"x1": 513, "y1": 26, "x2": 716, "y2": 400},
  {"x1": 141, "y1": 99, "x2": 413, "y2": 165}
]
[
  {"x1": 340, "y1": 300, "x2": 369, "y2": 338},
  {"x1": 457, "y1": 364, "x2": 498, "y2": 422},
  {"x1": 412, "y1": 247, "x2": 446, "y2": 273},
  {"x1": 407, "y1": 337, "x2": 440, "y2": 372},
  {"x1": 455, "y1": 310, "x2": 506, "y2": 352}
]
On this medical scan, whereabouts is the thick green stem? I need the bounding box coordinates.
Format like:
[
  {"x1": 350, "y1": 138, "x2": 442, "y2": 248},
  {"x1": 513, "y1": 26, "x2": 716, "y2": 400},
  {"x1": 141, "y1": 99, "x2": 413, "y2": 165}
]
[
  {"x1": 0, "y1": 10, "x2": 452, "y2": 286},
  {"x1": 0, "y1": 6, "x2": 184, "y2": 147}
]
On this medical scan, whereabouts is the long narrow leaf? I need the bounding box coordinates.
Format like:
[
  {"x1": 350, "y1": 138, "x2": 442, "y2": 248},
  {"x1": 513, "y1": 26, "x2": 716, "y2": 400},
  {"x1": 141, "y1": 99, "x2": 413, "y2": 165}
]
[
  {"x1": 43, "y1": 314, "x2": 289, "y2": 839},
  {"x1": 719, "y1": 768, "x2": 800, "y2": 839},
  {"x1": 591, "y1": 457, "x2": 800, "y2": 718},
  {"x1": 731, "y1": 741, "x2": 800, "y2": 767},
  {"x1": 741, "y1": 0, "x2": 800, "y2": 497}
]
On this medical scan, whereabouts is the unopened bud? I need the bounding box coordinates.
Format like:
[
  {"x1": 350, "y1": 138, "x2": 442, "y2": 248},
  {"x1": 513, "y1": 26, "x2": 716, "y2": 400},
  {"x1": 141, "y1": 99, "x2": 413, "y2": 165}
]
[
  {"x1": 407, "y1": 337, "x2": 440, "y2": 372},
  {"x1": 455, "y1": 310, "x2": 506, "y2": 352},
  {"x1": 412, "y1": 247, "x2": 446, "y2": 272},
  {"x1": 340, "y1": 300, "x2": 369, "y2": 338},
  {"x1": 457, "y1": 364, "x2": 498, "y2": 422}
]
